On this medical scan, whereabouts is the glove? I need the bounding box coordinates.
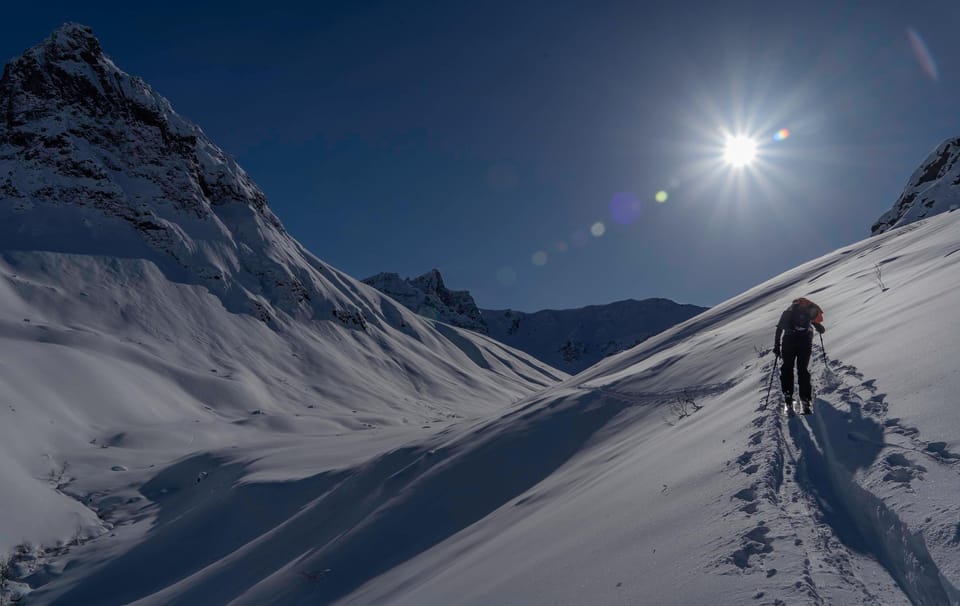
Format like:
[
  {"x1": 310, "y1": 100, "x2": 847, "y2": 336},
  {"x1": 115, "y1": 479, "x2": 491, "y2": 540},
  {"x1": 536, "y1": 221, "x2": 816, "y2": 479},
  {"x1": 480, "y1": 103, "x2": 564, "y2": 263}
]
[{"x1": 814, "y1": 323, "x2": 825, "y2": 334}]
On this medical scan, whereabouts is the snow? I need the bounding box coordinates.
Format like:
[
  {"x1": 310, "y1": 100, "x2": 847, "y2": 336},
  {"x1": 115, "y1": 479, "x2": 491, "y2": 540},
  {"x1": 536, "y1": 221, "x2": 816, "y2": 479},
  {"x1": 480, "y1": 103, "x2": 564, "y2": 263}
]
[
  {"x1": 362, "y1": 268, "x2": 706, "y2": 374},
  {"x1": 2, "y1": 22, "x2": 960, "y2": 606},
  {"x1": 1, "y1": 211, "x2": 956, "y2": 605}
]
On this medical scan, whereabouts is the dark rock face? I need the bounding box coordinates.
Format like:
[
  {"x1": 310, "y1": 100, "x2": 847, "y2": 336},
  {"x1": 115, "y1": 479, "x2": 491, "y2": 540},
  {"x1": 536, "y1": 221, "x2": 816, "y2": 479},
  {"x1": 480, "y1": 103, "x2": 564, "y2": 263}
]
[
  {"x1": 872, "y1": 137, "x2": 960, "y2": 235},
  {"x1": 362, "y1": 270, "x2": 486, "y2": 333},
  {"x1": 0, "y1": 24, "x2": 333, "y2": 322}
]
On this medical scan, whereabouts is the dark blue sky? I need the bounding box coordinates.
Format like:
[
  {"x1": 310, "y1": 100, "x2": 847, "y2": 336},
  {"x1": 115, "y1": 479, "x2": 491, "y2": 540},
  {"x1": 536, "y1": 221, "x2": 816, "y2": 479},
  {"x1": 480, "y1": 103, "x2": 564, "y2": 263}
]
[{"x1": 4, "y1": 1, "x2": 959, "y2": 310}]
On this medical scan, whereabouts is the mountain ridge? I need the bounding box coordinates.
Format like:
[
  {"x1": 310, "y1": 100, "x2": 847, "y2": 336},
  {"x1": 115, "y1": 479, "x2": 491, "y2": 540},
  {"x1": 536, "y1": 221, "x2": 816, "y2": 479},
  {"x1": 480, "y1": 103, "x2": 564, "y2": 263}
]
[{"x1": 364, "y1": 269, "x2": 707, "y2": 373}]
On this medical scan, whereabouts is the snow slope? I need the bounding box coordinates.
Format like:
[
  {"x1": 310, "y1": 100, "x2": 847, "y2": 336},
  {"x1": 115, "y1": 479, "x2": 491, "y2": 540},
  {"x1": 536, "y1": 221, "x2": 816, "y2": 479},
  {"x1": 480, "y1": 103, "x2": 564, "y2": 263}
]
[
  {"x1": 261, "y1": 209, "x2": 960, "y2": 606},
  {"x1": 0, "y1": 23, "x2": 565, "y2": 596},
  {"x1": 18, "y1": 212, "x2": 960, "y2": 605},
  {"x1": 4, "y1": 23, "x2": 960, "y2": 606},
  {"x1": 328, "y1": 210, "x2": 960, "y2": 606}
]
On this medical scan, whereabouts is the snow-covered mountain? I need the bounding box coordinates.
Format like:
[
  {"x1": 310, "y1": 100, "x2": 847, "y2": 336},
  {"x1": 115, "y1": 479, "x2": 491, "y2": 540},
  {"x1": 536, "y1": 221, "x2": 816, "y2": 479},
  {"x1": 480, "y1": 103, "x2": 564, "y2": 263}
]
[
  {"x1": 362, "y1": 270, "x2": 486, "y2": 333},
  {"x1": 482, "y1": 298, "x2": 708, "y2": 373},
  {"x1": 0, "y1": 23, "x2": 565, "y2": 593},
  {"x1": 3, "y1": 24, "x2": 960, "y2": 606},
  {"x1": 363, "y1": 269, "x2": 707, "y2": 373},
  {"x1": 20, "y1": 191, "x2": 960, "y2": 606},
  {"x1": 872, "y1": 137, "x2": 960, "y2": 234}
]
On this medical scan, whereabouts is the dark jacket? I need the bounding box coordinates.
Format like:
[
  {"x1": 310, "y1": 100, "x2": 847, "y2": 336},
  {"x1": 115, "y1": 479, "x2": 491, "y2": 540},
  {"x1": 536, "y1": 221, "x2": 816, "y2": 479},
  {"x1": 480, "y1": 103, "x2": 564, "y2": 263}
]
[{"x1": 775, "y1": 297, "x2": 824, "y2": 348}]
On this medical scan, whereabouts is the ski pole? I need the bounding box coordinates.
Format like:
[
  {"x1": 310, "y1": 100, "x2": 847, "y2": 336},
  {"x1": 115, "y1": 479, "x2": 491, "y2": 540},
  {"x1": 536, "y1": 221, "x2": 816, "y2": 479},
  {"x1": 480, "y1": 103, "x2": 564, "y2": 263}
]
[
  {"x1": 819, "y1": 332, "x2": 828, "y2": 369},
  {"x1": 763, "y1": 353, "x2": 779, "y2": 410}
]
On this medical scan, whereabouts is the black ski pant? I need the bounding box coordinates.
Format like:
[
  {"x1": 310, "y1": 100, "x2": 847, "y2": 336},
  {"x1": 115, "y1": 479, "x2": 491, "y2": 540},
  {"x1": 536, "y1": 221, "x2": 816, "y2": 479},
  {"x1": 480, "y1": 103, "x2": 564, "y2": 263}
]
[{"x1": 780, "y1": 334, "x2": 813, "y2": 401}]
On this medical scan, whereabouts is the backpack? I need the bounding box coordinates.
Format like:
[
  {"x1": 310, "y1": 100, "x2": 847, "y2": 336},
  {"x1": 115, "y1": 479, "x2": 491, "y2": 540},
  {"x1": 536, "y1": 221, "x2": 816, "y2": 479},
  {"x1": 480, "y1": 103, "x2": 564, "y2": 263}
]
[{"x1": 788, "y1": 298, "x2": 815, "y2": 334}]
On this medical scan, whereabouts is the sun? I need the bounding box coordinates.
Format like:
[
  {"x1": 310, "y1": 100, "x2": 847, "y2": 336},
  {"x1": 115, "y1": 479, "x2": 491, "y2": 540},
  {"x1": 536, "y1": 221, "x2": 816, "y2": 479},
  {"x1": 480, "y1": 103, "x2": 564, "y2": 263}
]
[{"x1": 723, "y1": 134, "x2": 758, "y2": 168}]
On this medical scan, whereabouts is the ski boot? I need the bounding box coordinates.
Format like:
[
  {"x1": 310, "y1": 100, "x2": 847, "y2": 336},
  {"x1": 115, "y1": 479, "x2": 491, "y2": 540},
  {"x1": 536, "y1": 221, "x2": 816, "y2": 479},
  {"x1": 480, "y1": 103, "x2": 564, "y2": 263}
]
[{"x1": 783, "y1": 393, "x2": 796, "y2": 417}]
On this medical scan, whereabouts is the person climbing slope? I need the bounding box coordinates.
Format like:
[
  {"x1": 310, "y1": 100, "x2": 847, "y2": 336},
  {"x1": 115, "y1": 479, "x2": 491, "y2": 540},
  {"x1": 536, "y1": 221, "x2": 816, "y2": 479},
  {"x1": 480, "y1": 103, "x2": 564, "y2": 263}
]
[{"x1": 773, "y1": 297, "x2": 825, "y2": 416}]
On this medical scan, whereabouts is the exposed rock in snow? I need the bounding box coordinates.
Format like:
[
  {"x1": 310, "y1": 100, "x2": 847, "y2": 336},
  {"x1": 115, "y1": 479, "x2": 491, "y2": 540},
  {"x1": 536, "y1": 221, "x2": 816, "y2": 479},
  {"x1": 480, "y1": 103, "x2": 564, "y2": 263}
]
[
  {"x1": 872, "y1": 137, "x2": 960, "y2": 234},
  {"x1": 363, "y1": 269, "x2": 486, "y2": 333}
]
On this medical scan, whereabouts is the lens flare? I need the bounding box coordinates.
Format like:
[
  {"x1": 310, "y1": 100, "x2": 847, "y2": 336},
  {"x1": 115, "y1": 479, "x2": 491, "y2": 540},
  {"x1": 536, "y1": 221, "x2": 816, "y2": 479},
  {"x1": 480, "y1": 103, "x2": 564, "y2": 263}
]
[
  {"x1": 532, "y1": 251, "x2": 548, "y2": 266},
  {"x1": 609, "y1": 191, "x2": 642, "y2": 224},
  {"x1": 907, "y1": 28, "x2": 939, "y2": 81},
  {"x1": 655, "y1": 190, "x2": 668, "y2": 203},
  {"x1": 590, "y1": 222, "x2": 606, "y2": 237},
  {"x1": 571, "y1": 229, "x2": 589, "y2": 247},
  {"x1": 773, "y1": 128, "x2": 790, "y2": 141},
  {"x1": 554, "y1": 241, "x2": 568, "y2": 253}
]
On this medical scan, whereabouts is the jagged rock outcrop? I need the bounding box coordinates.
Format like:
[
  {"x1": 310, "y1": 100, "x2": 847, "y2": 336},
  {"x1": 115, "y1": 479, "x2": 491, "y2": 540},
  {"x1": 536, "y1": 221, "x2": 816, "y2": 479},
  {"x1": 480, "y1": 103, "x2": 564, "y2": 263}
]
[
  {"x1": 362, "y1": 269, "x2": 486, "y2": 332},
  {"x1": 872, "y1": 137, "x2": 960, "y2": 234},
  {"x1": 0, "y1": 23, "x2": 331, "y2": 322}
]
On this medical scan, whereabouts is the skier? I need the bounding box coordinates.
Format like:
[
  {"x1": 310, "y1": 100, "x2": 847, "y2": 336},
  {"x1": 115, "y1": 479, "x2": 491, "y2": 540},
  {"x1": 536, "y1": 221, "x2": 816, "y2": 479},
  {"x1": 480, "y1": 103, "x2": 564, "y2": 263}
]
[{"x1": 773, "y1": 297, "x2": 825, "y2": 415}]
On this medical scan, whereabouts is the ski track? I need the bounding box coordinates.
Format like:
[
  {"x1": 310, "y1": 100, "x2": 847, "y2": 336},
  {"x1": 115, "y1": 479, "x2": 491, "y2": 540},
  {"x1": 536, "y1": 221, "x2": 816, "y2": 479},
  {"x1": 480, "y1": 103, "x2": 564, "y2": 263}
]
[{"x1": 729, "y1": 351, "x2": 960, "y2": 606}]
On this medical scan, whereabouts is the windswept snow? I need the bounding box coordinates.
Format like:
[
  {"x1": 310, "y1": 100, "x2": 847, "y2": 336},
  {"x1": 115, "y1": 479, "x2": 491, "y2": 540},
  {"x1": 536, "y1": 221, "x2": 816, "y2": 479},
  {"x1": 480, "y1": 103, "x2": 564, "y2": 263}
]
[
  {"x1": 0, "y1": 24, "x2": 565, "y2": 604},
  {"x1": 13, "y1": 212, "x2": 960, "y2": 606},
  {"x1": 3, "y1": 22, "x2": 960, "y2": 606}
]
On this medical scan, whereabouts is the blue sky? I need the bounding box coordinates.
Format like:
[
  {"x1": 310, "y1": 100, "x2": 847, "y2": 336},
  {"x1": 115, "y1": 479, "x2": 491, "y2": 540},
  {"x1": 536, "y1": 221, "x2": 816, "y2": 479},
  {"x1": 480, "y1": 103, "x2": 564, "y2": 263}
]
[{"x1": 3, "y1": 1, "x2": 960, "y2": 310}]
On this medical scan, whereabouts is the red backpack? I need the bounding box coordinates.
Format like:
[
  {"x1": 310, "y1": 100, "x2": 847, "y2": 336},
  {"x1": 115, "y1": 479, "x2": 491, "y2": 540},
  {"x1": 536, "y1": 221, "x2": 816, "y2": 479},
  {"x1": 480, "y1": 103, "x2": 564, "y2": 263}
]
[{"x1": 788, "y1": 298, "x2": 822, "y2": 333}]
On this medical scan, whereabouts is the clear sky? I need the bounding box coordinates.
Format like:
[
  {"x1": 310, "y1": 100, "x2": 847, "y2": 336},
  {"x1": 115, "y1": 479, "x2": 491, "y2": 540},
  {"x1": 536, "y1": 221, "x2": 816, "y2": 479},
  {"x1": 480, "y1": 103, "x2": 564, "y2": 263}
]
[{"x1": 3, "y1": 1, "x2": 959, "y2": 311}]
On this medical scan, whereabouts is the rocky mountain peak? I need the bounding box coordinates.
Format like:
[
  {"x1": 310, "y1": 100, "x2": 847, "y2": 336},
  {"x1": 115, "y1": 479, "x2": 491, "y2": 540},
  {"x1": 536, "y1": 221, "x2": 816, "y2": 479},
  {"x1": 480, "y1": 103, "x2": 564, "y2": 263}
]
[
  {"x1": 362, "y1": 270, "x2": 486, "y2": 332},
  {"x1": 5, "y1": 23, "x2": 146, "y2": 120},
  {"x1": 872, "y1": 137, "x2": 960, "y2": 234},
  {"x1": 412, "y1": 268, "x2": 445, "y2": 292},
  {"x1": 0, "y1": 25, "x2": 341, "y2": 324},
  {"x1": 36, "y1": 22, "x2": 102, "y2": 59}
]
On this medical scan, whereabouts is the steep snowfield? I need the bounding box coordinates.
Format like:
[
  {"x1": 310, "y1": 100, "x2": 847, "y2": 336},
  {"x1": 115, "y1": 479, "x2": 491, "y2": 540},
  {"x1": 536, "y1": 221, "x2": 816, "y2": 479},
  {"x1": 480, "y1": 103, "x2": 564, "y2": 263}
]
[
  {"x1": 0, "y1": 24, "x2": 565, "y2": 600},
  {"x1": 328, "y1": 210, "x2": 960, "y2": 606},
  {"x1": 0, "y1": 250, "x2": 563, "y2": 556},
  {"x1": 290, "y1": 210, "x2": 960, "y2": 606},
  {"x1": 15, "y1": 213, "x2": 960, "y2": 605}
]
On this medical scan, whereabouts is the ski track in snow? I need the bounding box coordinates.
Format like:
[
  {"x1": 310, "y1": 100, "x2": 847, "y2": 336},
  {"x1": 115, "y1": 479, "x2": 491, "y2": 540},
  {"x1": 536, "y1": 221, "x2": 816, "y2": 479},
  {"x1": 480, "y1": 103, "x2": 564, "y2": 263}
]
[{"x1": 726, "y1": 352, "x2": 960, "y2": 605}]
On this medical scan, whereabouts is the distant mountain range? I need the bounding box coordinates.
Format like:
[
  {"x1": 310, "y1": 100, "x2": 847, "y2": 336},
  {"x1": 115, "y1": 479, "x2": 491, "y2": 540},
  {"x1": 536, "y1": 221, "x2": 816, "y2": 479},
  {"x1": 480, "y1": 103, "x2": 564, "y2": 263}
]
[{"x1": 363, "y1": 270, "x2": 708, "y2": 373}]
